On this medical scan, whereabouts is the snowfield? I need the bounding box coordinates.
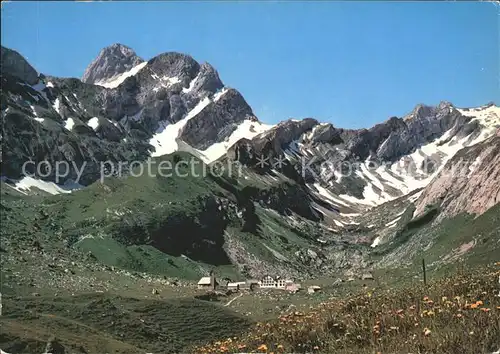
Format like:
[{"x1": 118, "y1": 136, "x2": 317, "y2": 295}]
[
  {"x1": 199, "y1": 119, "x2": 273, "y2": 163},
  {"x1": 10, "y1": 176, "x2": 81, "y2": 195},
  {"x1": 149, "y1": 97, "x2": 212, "y2": 157},
  {"x1": 87, "y1": 117, "x2": 100, "y2": 130},
  {"x1": 345, "y1": 104, "x2": 500, "y2": 208},
  {"x1": 95, "y1": 62, "x2": 147, "y2": 88},
  {"x1": 65, "y1": 117, "x2": 75, "y2": 131}
]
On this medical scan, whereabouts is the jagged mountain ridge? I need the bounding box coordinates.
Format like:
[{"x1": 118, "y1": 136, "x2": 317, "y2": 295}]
[
  {"x1": 229, "y1": 103, "x2": 499, "y2": 213},
  {"x1": 2, "y1": 43, "x2": 498, "y2": 206},
  {"x1": 1, "y1": 43, "x2": 499, "y2": 278}
]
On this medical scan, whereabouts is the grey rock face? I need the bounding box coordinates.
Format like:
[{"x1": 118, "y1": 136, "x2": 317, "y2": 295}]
[
  {"x1": 305, "y1": 123, "x2": 342, "y2": 145},
  {"x1": 145, "y1": 52, "x2": 199, "y2": 86},
  {"x1": 82, "y1": 43, "x2": 144, "y2": 84},
  {"x1": 1, "y1": 46, "x2": 39, "y2": 85},
  {"x1": 252, "y1": 118, "x2": 319, "y2": 154},
  {"x1": 414, "y1": 135, "x2": 500, "y2": 221},
  {"x1": 180, "y1": 88, "x2": 256, "y2": 150},
  {"x1": 168, "y1": 94, "x2": 187, "y2": 123},
  {"x1": 376, "y1": 102, "x2": 469, "y2": 161},
  {"x1": 189, "y1": 62, "x2": 224, "y2": 97}
]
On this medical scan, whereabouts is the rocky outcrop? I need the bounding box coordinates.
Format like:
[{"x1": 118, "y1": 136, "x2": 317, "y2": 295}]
[
  {"x1": 1, "y1": 46, "x2": 39, "y2": 84},
  {"x1": 82, "y1": 43, "x2": 144, "y2": 84},
  {"x1": 44, "y1": 336, "x2": 66, "y2": 354},
  {"x1": 252, "y1": 118, "x2": 319, "y2": 154},
  {"x1": 376, "y1": 102, "x2": 470, "y2": 162},
  {"x1": 414, "y1": 136, "x2": 500, "y2": 220},
  {"x1": 180, "y1": 88, "x2": 256, "y2": 150},
  {"x1": 226, "y1": 118, "x2": 320, "y2": 184},
  {"x1": 303, "y1": 123, "x2": 342, "y2": 145},
  {"x1": 186, "y1": 62, "x2": 224, "y2": 98}
]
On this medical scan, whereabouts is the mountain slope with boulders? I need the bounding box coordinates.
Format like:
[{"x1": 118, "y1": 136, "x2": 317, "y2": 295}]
[{"x1": 1, "y1": 43, "x2": 499, "y2": 285}]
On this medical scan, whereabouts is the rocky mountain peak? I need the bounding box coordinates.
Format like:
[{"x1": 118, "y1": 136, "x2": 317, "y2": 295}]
[
  {"x1": 437, "y1": 100, "x2": 454, "y2": 110},
  {"x1": 189, "y1": 62, "x2": 224, "y2": 96},
  {"x1": 0, "y1": 46, "x2": 39, "y2": 84},
  {"x1": 406, "y1": 101, "x2": 455, "y2": 122},
  {"x1": 82, "y1": 43, "x2": 144, "y2": 84},
  {"x1": 407, "y1": 103, "x2": 434, "y2": 120},
  {"x1": 147, "y1": 52, "x2": 199, "y2": 80}
]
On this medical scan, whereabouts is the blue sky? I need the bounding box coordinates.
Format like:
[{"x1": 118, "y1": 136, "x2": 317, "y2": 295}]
[{"x1": 1, "y1": 2, "x2": 498, "y2": 128}]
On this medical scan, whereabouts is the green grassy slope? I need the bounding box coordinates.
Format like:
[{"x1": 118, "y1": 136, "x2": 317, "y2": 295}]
[
  {"x1": 0, "y1": 293, "x2": 251, "y2": 354},
  {"x1": 1, "y1": 151, "x2": 328, "y2": 280},
  {"x1": 372, "y1": 203, "x2": 500, "y2": 280}
]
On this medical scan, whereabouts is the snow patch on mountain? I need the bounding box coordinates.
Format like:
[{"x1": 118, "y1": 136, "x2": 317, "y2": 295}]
[
  {"x1": 362, "y1": 182, "x2": 392, "y2": 206},
  {"x1": 371, "y1": 236, "x2": 382, "y2": 248},
  {"x1": 385, "y1": 215, "x2": 402, "y2": 227},
  {"x1": 12, "y1": 176, "x2": 81, "y2": 195},
  {"x1": 152, "y1": 76, "x2": 181, "y2": 92},
  {"x1": 310, "y1": 183, "x2": 352, "y2": 208},
  {"x1": 65, "y1": 118, "x2": 75, "y2": 131},
  {"x1": 360, "y1": 162, "x2": 385, "y2": 192},
  {"x1": 458, "y1": 104, "x2": 500, "y2": 128},
  {"x1": 95, "y1": 61, "x2": 147, "y2": 88},
  {"x1": 467, "y1": 155, "x2": 482, "y2": 177},
  {"x1": 162, "y1": 76, "x2": 181, "y2": 86},
  {"x1": 338, "y1": 191, "x2": 379, "y2": 207},
  {"x1": 53, "y1": 98, "x2": 61, "y2": 114},
  {"x1": 199, "y1": 119, "x2": 273, "y2": 163},
  {"x1": 87, "y1": 117, "x2": 100, "y2": 130},
  {"x1": 182, "y1": 72, "x2": 200, "y2": 94},
  {"x1": 213, "y1": 87, "x2": 228, "y2": 102},
  {"x1": 150, "y1": 97, "x2": 212, "y2": 157},
  {"x1": 334, "y1": 219, "x2": 344, "y2": 227}
]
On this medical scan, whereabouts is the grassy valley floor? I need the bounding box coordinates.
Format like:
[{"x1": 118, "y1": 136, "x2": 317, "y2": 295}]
[
  {"x1": 196, "y1": 264, "x2": 500, "y2": 354},
  {"x1": 1, "y1": 264, "x2": 499, "y2": 353}
]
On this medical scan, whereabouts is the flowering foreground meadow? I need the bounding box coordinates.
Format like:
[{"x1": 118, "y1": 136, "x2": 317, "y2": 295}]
[{"x1": 195, "y1": 264, "x2": 500, "y2": 354}]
